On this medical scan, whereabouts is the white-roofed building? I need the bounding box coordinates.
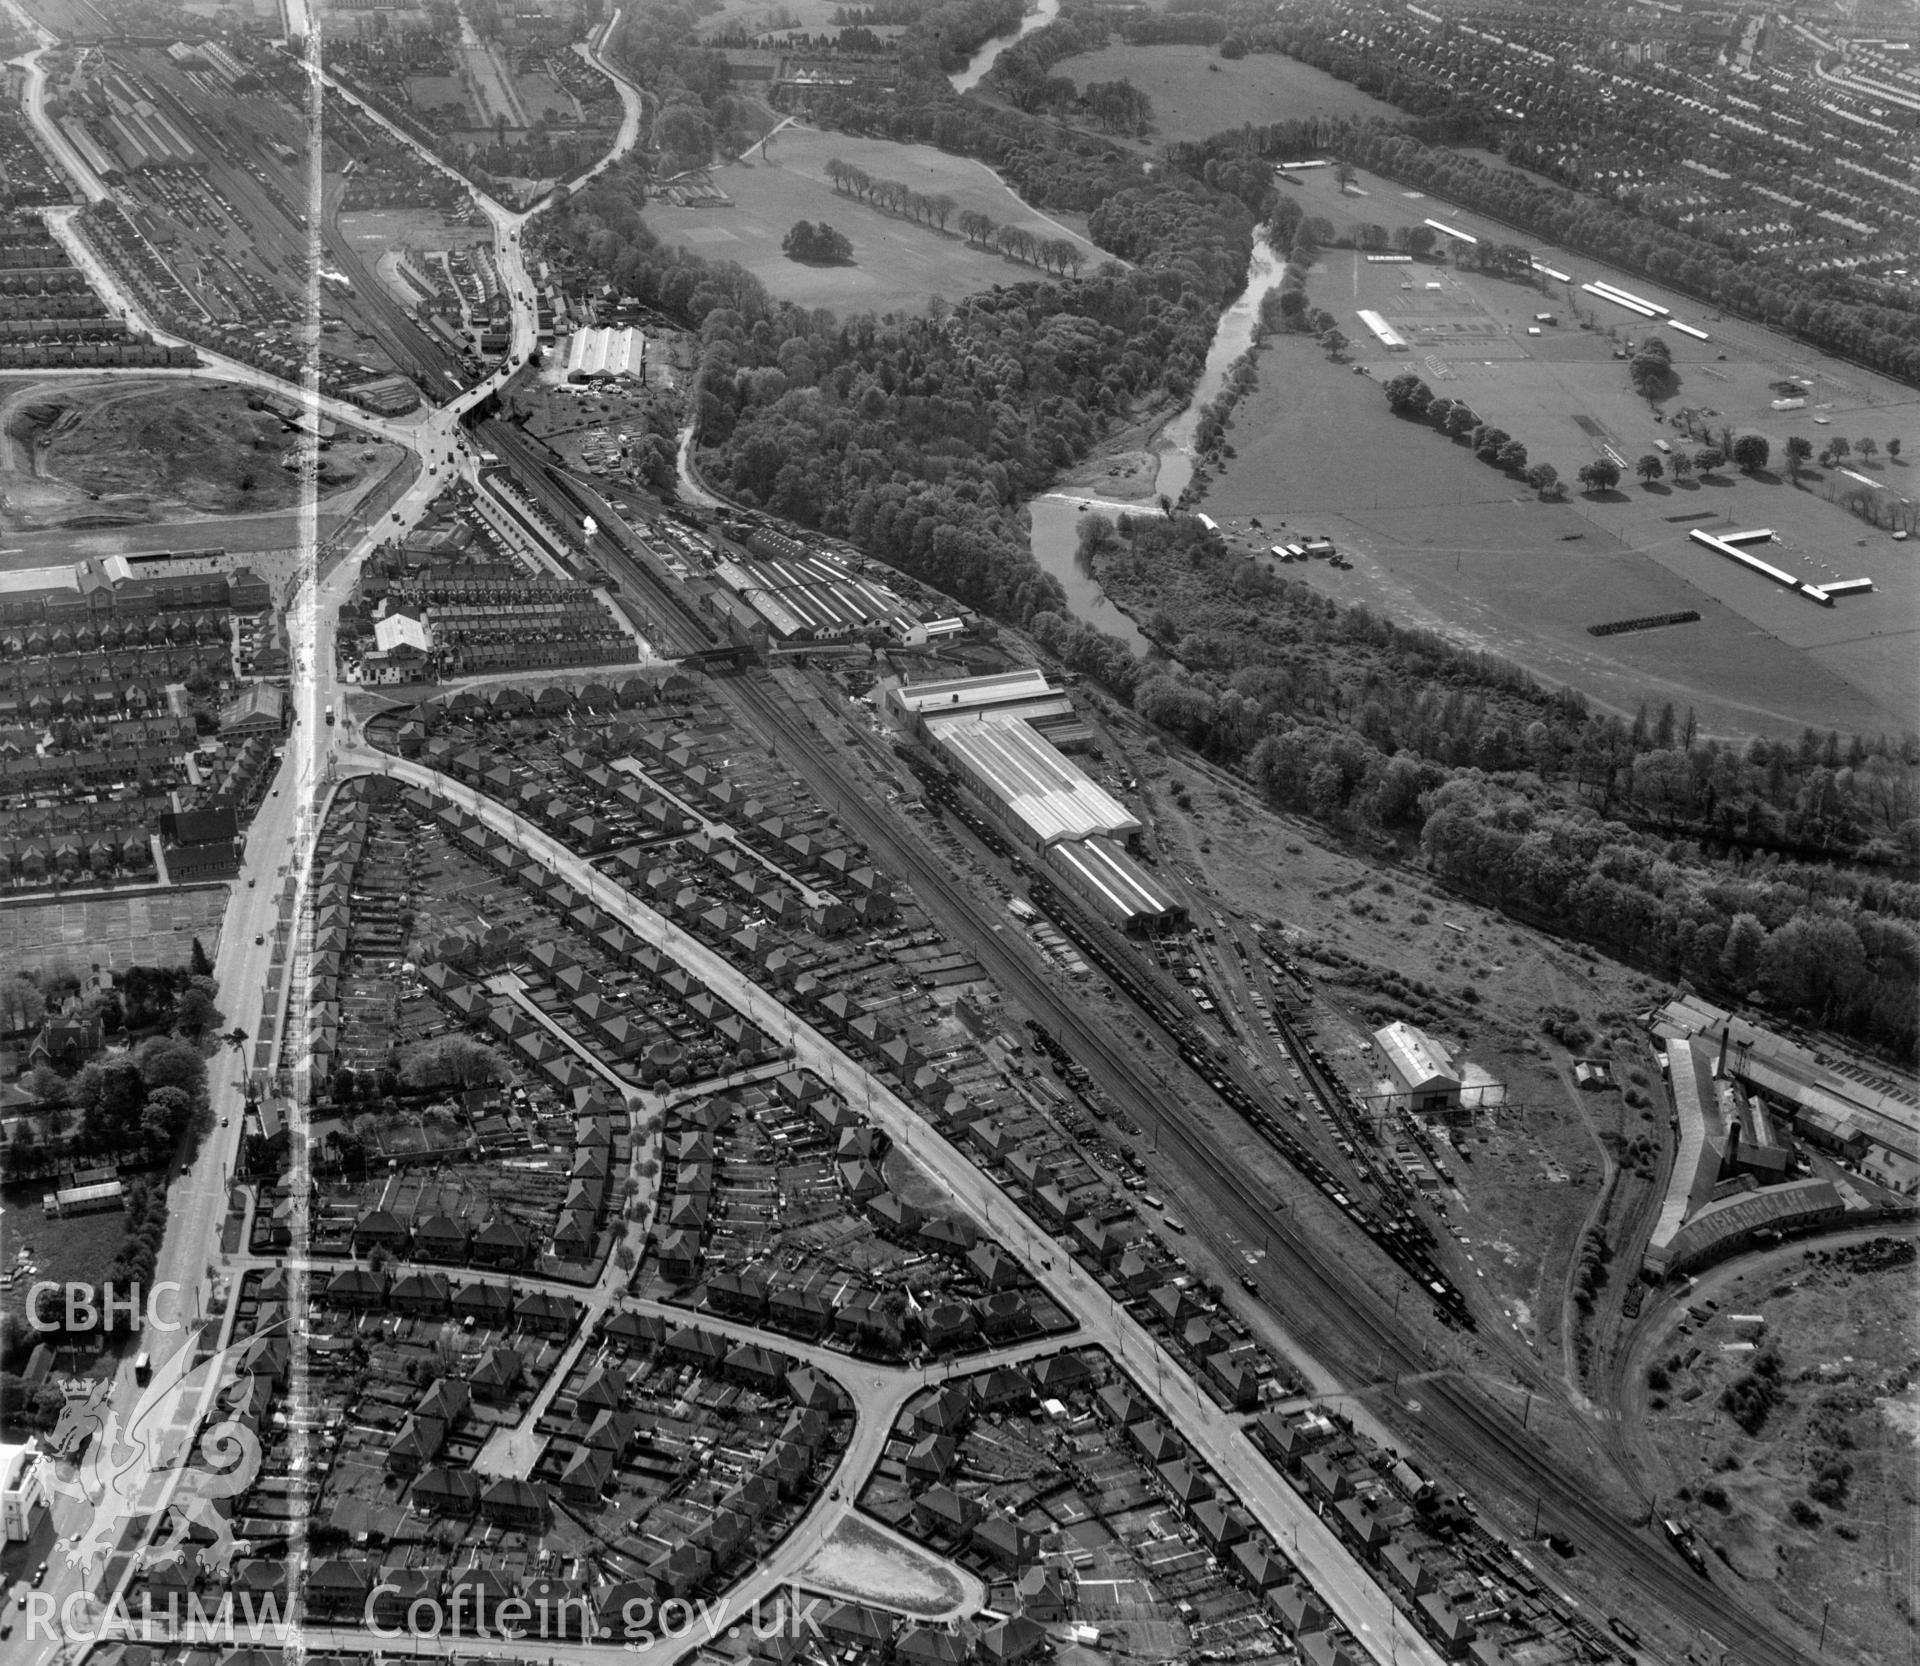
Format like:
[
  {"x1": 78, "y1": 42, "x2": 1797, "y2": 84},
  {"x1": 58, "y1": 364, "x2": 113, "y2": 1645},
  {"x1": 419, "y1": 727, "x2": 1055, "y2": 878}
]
[
  {"x1": 1645, "y1": 1039, "x2": 1726, "y2": 1274},
  {"x1": 926, "y1": 711, "x2": 1139, "y2": 848},
  {"x1": 1044, "y1": 836, "x2": 1185, "y2": 935},
  {"x1": 0, "y1": 565, "x2": 84, "y2": 615},
  {"x1": 43, "y1": 1179, "x2": 125, "y2": 1217},
  {"x1": 374, "y1": 610, "x2": 433, "y2": 655},
  {"x1": 565, "y1": 326, "x2": 645, "y2": 382},
  {"x1": 890, "y1": 668, "x2": 1053, "y2": 724},
  {"x1": 1374, "y1": 1021, "x2": 1461, "y2": 1116},
  {"x1": 0, "y1": 1442, "x2": 46, "y2": 1541}
]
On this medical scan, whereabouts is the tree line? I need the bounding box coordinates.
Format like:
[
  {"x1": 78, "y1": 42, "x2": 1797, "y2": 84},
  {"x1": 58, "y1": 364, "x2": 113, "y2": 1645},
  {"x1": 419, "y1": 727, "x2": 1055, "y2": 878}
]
[
  {"x1": 1380, "y1": 371, "x2": 1543, "y2": 490},
  {"x1": 824, "y1": 158, "x2": 1089, "y2": 274}
]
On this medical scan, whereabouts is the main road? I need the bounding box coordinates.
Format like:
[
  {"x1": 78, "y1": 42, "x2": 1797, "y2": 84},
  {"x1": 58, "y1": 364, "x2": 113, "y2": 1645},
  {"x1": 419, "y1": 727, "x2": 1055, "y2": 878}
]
[{"x1": 6, "y1": 7, "x2": 640, "y2": 1660}]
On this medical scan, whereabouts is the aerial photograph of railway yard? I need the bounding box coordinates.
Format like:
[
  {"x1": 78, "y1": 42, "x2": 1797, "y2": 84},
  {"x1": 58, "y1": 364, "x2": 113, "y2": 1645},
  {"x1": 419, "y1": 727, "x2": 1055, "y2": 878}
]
[{"x1": 0, "y1": 0, "x2": 1915, "y2": 1664}]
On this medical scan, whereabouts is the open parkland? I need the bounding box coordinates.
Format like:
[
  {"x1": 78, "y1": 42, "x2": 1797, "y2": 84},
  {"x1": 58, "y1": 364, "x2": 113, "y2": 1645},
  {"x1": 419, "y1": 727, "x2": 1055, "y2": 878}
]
[
  {"x1": 657, "y1": 127, "x2": 1103, "y2": 321},
  {"x1": 1198, "y1": 163, "x2": 1920, "y2": 739}
]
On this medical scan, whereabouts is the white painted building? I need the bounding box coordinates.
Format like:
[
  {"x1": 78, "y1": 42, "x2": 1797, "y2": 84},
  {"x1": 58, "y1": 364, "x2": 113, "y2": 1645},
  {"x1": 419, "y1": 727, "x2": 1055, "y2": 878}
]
[
  {"x1": 0, "y1": 1441, "x2": 47, "y2": 1541},
  {"x1": 1374, "y1": 1021, "x2": 1462, "y2": 1115},
  {"x1": 564, "y1": 326, "x2": 645, "y2": 382}
]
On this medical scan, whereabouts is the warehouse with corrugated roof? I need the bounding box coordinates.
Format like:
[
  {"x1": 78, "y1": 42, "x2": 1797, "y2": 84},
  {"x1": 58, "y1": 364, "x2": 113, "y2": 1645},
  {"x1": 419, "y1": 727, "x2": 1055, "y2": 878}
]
[
  {"x1": 925, "y1": 711, "x2": 1138, "y2": 848},
  {"x1": 1374, "y1": 1022, "x2": 1461, "y2": 1116},
  {"x1": 1044, "y1": 836, "x2": 1185, "y2": 934},
  {"x1": 565, "y1": 326, "x2": 645, "y2": 382}
]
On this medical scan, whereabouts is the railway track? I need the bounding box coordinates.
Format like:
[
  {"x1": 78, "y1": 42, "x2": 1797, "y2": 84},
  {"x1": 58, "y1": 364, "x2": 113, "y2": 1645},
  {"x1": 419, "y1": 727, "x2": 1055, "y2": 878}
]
[
  {"x1": 716, "y1": 668, "x2": 1822, "y2": 1666},
  {"x1": 473, "y1": 418, "x2": 726, "y2": 658}
]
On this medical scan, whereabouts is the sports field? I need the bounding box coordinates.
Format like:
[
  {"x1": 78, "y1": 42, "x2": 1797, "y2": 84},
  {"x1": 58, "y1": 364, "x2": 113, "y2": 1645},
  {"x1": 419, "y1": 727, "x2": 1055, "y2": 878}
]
[
  {"x1": 1056, "y1": 43, "x2": 1404, "y2": 143},
  {"x1": 655, "y1": 125, "x2": 1104, "y2": 317},
  {"x1": 1196, "y1": 166, "x2": 1920, "y2": 738}
]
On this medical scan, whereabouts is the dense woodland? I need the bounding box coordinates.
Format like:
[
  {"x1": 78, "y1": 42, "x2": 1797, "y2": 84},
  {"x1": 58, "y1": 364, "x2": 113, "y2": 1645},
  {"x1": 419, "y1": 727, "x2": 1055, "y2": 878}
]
[{"x1": 558, "y1": 3, "x2": 1920, "y2": 1062}]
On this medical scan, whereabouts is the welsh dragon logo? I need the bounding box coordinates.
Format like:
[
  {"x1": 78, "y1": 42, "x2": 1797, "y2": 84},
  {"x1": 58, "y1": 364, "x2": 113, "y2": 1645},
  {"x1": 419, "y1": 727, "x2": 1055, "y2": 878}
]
[{"x1": 48, "y1": 1326, "x2": 269, "y2": 1577}]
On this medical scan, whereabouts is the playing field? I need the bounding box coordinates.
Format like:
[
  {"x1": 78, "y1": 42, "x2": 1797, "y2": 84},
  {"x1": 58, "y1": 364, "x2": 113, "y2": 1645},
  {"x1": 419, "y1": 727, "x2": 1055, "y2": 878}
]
[
  {"x1": 1056, "y1": 43, "x2": 1404, "y2": 143},
  {"x1": 1194, "y1": 166, "x2": 1920, "y2": 738},
  {"x1": 0, "y1": 888, "x2": 230, "y2": 979},
  {"x1": 655, "y1": 125, "x2": 1105, "y2": 317},
  {"x1": 697, "y1": 0, "x2": 848, "y2": 38}
]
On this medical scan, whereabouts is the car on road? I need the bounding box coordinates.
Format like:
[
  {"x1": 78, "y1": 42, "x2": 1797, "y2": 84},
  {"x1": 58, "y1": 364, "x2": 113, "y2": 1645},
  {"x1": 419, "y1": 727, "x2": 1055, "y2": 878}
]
[
  {"x1": 219, "y1": 1116, "x2": 229, "y2": 1128},
  {"x1": 1239, "y1": 1273, "x2": 1260, "y2": 1294},
  {"x1": 255, "y1": 934, "x2": 264, "y2": 945}
]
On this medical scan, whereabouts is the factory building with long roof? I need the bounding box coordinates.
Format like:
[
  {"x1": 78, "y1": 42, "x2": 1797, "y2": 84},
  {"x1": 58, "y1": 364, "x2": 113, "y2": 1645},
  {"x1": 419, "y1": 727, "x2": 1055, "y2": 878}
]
[
  {"x1": 896, "y1": 668, "x2": 1175, "y2": 931},
  {"x1": 925, "y1": 711, "x2": 1138, "y2": 848},
  {"x1": 1044, "y1": 835, "x2": 1184, "y2": 935}
]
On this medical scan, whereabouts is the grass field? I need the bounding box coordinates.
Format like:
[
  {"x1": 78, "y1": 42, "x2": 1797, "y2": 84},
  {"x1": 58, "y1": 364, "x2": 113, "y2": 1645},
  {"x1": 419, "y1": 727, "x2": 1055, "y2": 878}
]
[
  {"x1": 514, "y1": 71, "x2": 576, "y2": 123},
  {"x1": 696, "y1": 0, "x2": 849, "y2": 38},
  {"x1": 798, "y1": 1517, "x2": 972, "y2": 1616},
  {"x1": 1056, "y1": 43, "x2": 1404, "y2": 143},
  {"x1": 0, "y1": 1198, "x2": 129, "y2": 1324},
  {"x1": 0, "y1": 888, "x2": 230, "y2": 980},
  {"x1": 13, "y1": 0, "x2": 110, "y2": 37},
  {"x1": 656, "y1": 125, "x2": 1104, "y2": 317},
  {"x1": 1190, "y1": 165, "x2": 1920, "y2": 738}
]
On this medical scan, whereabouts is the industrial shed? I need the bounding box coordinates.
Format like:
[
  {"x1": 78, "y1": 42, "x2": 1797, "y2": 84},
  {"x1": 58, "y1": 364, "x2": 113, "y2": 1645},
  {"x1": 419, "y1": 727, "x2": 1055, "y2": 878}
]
[
  {"x1": 1373, "y1": 1022, "x2": 1461, "y2": 1116},
  {"x1": 1044, "y1": 837, "x2": 1184, "y2": 934},
  {"x1": 889, "y1": 668, "x2": 1054, "y2": 727},
  {"x1": 565, "y1": 326, "x2": 645, "y2": 382},
  {"x1": 1647, "y1": 1178, "x2": 1846, "y2": 1278},
  {"x1": 1645, "y1": 1039, "x2": 1728, "y2": 1275},
  {"x1": 889, "y1": 667, "x2": 1092, "y2": 748},
  {"x1": 926, "y1": 712, "x2": 1139, "y2": 849}
]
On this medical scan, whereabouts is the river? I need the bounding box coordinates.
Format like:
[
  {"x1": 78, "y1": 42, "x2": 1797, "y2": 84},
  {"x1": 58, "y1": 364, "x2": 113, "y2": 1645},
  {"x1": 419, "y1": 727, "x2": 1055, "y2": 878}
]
[
  {"x1": 948, "y1": 0, "x2": 1061, "y2": 94},
  {"x1": 1026, "y1": 229, "x2": 1285, "y2": 651}
]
